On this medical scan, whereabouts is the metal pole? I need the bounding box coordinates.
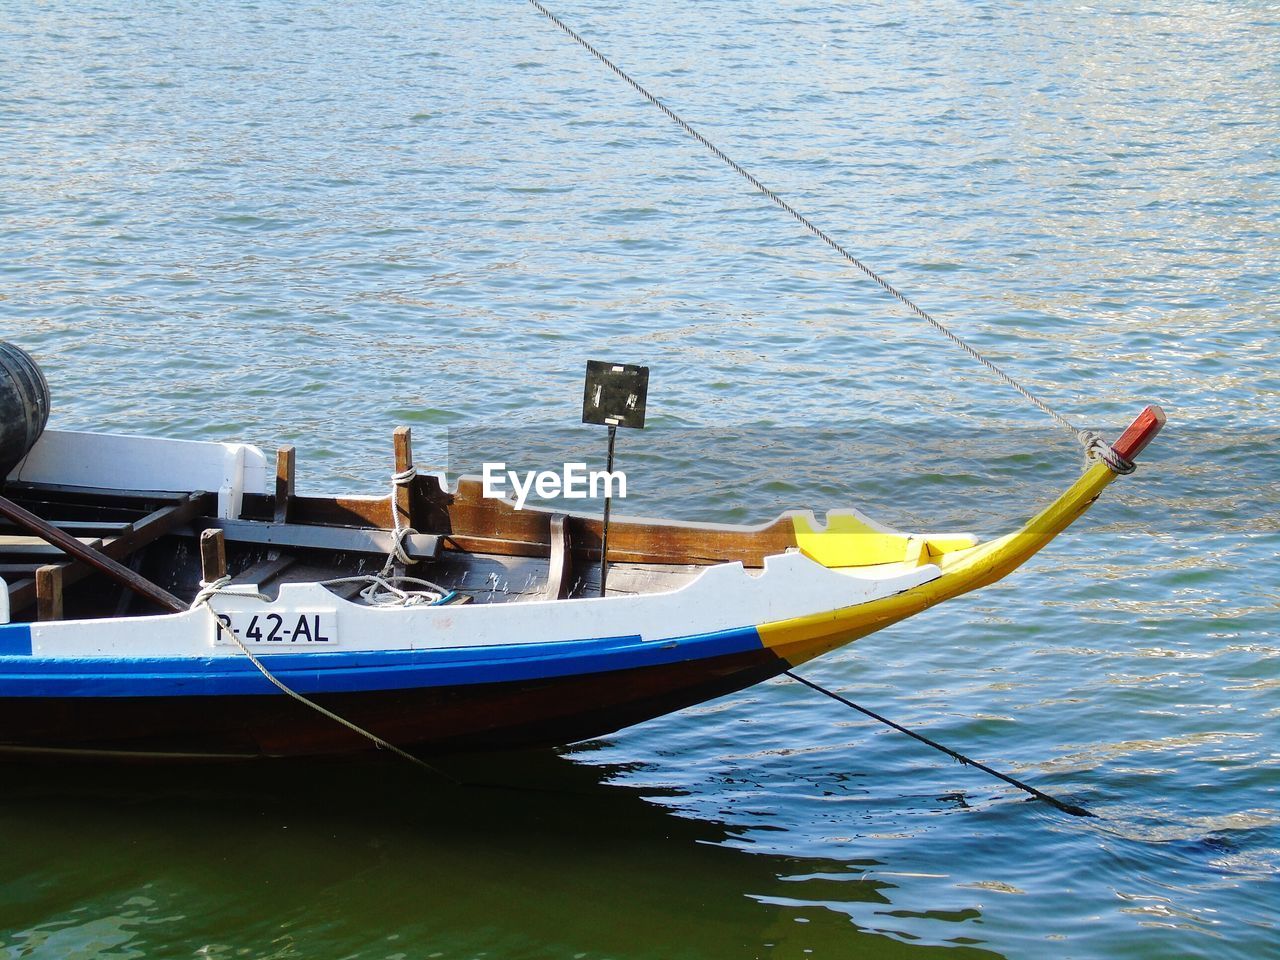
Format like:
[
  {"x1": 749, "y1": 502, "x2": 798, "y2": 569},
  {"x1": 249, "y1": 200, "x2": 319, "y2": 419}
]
[{"x1": 599, "y1": 423, "x2": 616, "y2": 597}]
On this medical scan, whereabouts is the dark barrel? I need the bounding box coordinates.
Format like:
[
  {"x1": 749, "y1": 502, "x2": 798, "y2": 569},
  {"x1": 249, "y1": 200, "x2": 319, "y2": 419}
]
[{"x1": 0, "y1": 342, "x2": 51, "y2": 477}]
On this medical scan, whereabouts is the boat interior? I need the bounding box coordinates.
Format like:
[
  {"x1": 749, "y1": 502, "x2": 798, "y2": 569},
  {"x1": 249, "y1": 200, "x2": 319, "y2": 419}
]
[{"x1": 0, "y1": 426, "x2": 840, "y2": 624}]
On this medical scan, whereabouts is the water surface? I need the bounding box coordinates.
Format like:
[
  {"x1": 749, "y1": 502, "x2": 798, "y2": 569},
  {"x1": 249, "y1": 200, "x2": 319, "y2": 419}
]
[{"x1": 0, "y1": 1, "x2": 1277, "y2": 957}]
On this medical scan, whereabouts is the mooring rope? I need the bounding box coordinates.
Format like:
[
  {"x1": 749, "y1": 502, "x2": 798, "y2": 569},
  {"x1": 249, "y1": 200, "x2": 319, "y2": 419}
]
[
  {"x1": 388, "y1": 465, "x2": 419, "y2": 569},
  {"x1": 523, "y1": 1, "x2": 1135, "y2": 474},
  {"x1": 321, "y1": 465, "x2": 451, "y2": 607},
  {"x1": 785, "y1": 670, "x2": 1094, "y2": 818},
  {"x1": 184, "y1": 464, "x2": 460, "y2": 780},
  {"x1": 190, "y1": 577, "x2": 457, "y2": 780}
]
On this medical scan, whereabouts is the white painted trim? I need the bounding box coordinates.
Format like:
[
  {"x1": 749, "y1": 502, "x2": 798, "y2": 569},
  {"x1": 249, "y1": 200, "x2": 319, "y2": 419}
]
[
  {"x1": 27, "y1": 551, "x2": 942, "y2": 660},
  {"x1": 218, "y1": 444, "x2": 247, "y2": 520},
  {"x1": 7, "y1": 430, "x2": 268, "y2": 519}
]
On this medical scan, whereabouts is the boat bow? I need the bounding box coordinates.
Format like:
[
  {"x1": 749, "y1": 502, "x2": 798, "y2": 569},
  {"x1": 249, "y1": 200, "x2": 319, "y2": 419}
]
[{"x1": 760, "y1": 405, "x2": 1166, "y2": 665}]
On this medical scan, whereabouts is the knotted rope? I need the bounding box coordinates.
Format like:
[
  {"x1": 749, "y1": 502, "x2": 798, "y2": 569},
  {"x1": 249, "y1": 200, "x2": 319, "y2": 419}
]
[
  {"x1": 189, "y1": 575, "x2": 454, "y2": 778},
  {"x1": 326, "y1": 465, "x2": 451, "y2": 607},
  {"x1": 184, "y1": 466, "x2": 459, "y2": 778},
  {"x1": 1081, "y1": 431, "x2": 1136, "y2": 474},
  {"x1": 387, "y1": 466, "x2": 419, "y2": 568}
]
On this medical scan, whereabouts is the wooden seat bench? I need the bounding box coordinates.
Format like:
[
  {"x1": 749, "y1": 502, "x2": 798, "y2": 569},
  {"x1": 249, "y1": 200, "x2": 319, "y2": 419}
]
[{"x1": 1, "y1": 489, "x2": 215, "y2": 620}]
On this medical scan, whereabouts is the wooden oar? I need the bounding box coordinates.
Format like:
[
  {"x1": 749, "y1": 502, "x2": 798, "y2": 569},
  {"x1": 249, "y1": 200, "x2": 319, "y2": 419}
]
[{"x1": 0, "y1": 494, "x2": 187, "y2": 614}]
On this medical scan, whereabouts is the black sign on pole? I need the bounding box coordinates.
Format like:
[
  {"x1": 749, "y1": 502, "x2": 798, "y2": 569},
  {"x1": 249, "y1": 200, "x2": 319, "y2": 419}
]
[
  {"x1": 582, "y1": 360, "x2": 649, "y2": 429},
  {"x1": 582, "y1": 361, "x2": 649, "y2": 597}
]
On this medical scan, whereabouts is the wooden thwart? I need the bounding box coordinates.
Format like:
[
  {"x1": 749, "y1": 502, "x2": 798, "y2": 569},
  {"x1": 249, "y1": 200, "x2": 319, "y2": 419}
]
[
  {"x1": 0, "y1": 520, "x2": 134, "y2": 536},
  {"x1": 208, "y1": 518, "x2": 440, "y2": 561},
  {"x1": 230, "y1": 553, "x2": 297, "y2": 590},
  {"x1": 0, "y1": 493, "x2": 191, "y2": 615},
  {"x1": 0, "y1": 535, "x2": 106, "y2": 557},
  {"x1": 1, "y1": 482, "x2": 191, "y2": 508},
  {"x1": 4, "y1": 492, "x2": 212, "y2": 615}
]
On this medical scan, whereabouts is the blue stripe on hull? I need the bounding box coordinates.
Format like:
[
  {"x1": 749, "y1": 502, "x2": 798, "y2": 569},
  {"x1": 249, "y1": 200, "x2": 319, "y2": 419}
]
[
  {"x1": 0, "y1": 626, "x2": 766, "y2": 698},
  {"x1": 0, "y1": 625, "x2": 32, "y2": 657}
]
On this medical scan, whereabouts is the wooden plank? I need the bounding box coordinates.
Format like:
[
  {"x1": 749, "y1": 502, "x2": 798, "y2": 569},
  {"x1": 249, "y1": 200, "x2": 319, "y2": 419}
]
[
  {"x1": 274, "y1": 445, "x2": 296, "y2": 524},
  {"x1": 573, "y1": 561, "x2": 701, "y2": 598},
  {"x1": 7, "y1": 492, "x2": 215, "y2": 614},
  {"x1": 208, "y1": 518, "x2": 440, "y2": 561},
  {"x1": 390, "y1": 427, "x2": 416, "y2": 581},
  {"x1": 545, "y1": 514, "x2": 572, "y2": 600},
  {"x1": 325, "y1": 579, "x2": 367, "y2": 601},
  {"x1": 0, "y1": 494, "x2": 187, "y2": 615},
  {"x1": 199, "y1": 529, "x2": 227, "y2": 584},
  {"x1": 269, "y1": 487, "x2": 793, "y2": 566},
  {"x1": 437, "y1": 477, "x2": 796, "y2": 566},
  {"x1": 0, "y1": 535, "x2": 106, "y2": 557},
  {"x1": 230, "y1": 553, "x2": 297, "y2": 588},
  {"x1": 4, "y1": 576, "x2": 33, "y2": 611},
  {"x1": 392, "y1": 426, "x2": 414, "y2": 532},
  {"x1": 36, "y1": 564, "x2": 64, "y2": 621},
  {"x1": 2, "y1": 500, "x2": 159, "y2": 523},
  {"x1": 0, "y1": 520, "x2": 134, "y2": 535},
  {"x1": 110, "y1": 497, "x2": 211, "y2": 555},
  {"x1": 247, "y1": 470, "x2": 801, "y2": 567},
  {"x1": 0, "y1": 563, "x2": 44, "y2": 577},
  {"x1": 2, "y1": 482, "x2": 190, "y2": 507}
]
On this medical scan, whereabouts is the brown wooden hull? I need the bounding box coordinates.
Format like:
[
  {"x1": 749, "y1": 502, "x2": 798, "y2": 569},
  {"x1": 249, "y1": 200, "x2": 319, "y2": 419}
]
[{"x1": 0, "y1": 647, "x2": 786, "y2": 760}]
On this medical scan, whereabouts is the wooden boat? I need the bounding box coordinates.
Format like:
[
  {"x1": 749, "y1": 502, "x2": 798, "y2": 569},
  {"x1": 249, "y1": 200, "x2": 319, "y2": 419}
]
[{"x1": 0, "y1": 404, "x2": 1164, "y2": 761}]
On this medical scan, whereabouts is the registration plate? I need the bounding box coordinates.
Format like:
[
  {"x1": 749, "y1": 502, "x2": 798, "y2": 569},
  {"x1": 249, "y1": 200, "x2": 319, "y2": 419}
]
[{"x1": 216, "y1": 611, "x2": 338, "y2": 647}]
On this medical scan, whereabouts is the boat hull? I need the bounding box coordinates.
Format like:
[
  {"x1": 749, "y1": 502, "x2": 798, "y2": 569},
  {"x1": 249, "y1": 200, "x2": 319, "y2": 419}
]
[
  {"x1": 0, "y1": 646, "x2": 786, "y2": 759},
  {"x1": 0, "y1": 411, "x2": 1165, "y2": 762}
]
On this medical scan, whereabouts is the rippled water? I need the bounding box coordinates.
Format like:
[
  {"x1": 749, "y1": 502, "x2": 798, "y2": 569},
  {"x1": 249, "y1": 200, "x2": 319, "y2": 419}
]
[{"x1": 1, "y1": 1, "x2": 1277, "y2": 957}]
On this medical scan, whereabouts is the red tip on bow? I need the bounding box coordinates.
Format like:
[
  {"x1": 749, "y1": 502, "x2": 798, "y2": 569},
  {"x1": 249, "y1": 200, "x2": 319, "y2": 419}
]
[{"x1": 1111, "y1": 405, "x2": 1166, "y2": 463}]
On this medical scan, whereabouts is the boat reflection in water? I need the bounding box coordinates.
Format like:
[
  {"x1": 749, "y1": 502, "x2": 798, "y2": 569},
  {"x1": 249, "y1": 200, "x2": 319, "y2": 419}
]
[{"x1": 0, "y1": 749, "x2": 1005, "y2": 959}]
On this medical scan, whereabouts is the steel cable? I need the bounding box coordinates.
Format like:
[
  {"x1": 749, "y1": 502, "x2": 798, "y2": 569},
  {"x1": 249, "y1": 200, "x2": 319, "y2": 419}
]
[{"x1": 524, "y1": 1, "x2": 1134, "y2": 472}]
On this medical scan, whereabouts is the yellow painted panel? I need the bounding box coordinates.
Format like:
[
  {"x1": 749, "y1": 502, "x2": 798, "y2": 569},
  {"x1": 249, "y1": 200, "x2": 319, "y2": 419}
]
[
  {"x1": 792, "y1": 512, "x2": 916, "y2": 567},
  {"x1": 763, "y1": 462, "x2": 1118, "y2": 666},
  {"x1": 792, "y1": 512, "x2": 979, "y2": 568}
]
